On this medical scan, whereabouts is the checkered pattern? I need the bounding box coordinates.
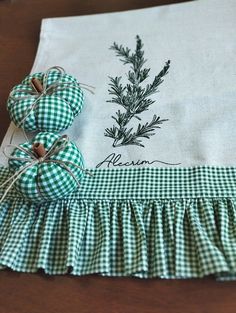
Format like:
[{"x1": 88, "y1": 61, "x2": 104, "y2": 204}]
[
  {"x1": 7, "y1": 70, "x2": 84, "y2": 132},
  {"x1": 1, "y1": 165, "x2": 236, "y2": 280},
  {"x1": 8, "y1": 132, "x2": 85, "y2": 201},
  {"x1": 77, "y1": 166, "x2": 236, "y2": 199}
]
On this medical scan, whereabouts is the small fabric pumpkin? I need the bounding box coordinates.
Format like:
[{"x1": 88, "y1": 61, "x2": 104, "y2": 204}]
[
  {"x1": 8, "y1": 132, "x2": 85, "y2": 202},
  {"x1": 7, "y1": 66, "x2": 84, "y2": 132}
]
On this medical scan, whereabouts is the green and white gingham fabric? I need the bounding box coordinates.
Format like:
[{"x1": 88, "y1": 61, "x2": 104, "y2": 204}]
[
  {"x1": 1, "y1": 165, "x2": 236, "y2": 281},
  {"x1": 7, "y1": 69, "x2": 84, "y2": 132},
  {"x1": 8, "y1": 132, "x2": 85, "y2": 202}
]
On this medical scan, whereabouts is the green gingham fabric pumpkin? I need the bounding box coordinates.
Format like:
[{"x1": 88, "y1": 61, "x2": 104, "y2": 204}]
[
  {"x1": 7, "y1": 67, "x2": 84, "y2": 132},
  {"x1": 8, "y1": 132, "x2": 85, "y2": 202}
]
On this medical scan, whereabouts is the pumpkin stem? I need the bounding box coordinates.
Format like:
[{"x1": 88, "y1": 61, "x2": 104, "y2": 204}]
[
  {"x1": 31, "y1": 78, "x2": 43, "y2": 93},
  {"x1": 32, "y1": 142, "x2": 46, "y2": 158}
]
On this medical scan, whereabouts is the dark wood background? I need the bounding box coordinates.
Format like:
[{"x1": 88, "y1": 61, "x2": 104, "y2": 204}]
[{"x1": 1, "y1": 1, "x2": 236, "y2": 312}]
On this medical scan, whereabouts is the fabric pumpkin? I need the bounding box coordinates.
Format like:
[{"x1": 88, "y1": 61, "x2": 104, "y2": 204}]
[
  {"x1": 7, "y1": 67, "x2": 84, "y2": 132},
  {"x1": 8, "y1": 132, "x2": 85, "y2": 202}
]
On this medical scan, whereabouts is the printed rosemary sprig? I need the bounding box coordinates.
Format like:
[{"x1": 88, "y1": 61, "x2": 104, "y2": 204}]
[{"x1": 105, "y1": 35, "x2": 170, "y2": 148}]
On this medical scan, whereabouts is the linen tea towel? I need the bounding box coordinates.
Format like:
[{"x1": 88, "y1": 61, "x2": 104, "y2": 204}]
[{"x1": 1, "y1": 0, "x2": 236, "y2": 280}]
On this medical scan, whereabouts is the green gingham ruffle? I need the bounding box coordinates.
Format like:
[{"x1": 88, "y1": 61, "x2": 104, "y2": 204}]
[
  {"x1": 1, "y1": 166, "x2": 236, "y2": 280},
  {"x1": 7, "y1": 69, "x2": 84, "y2": 132}
]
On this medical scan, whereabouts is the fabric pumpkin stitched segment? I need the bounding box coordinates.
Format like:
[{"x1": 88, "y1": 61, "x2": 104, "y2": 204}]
[
  {"x1": 7, "y1": 132, "x2": 85, "y2": 202},
  {"x1": 7, "y1": 68, "x2": 84, "y2": 132}
]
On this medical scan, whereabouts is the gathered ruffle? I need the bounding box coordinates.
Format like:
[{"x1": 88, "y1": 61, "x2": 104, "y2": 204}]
[{"x1": 1, "y1": 166, "x2": 236, "y2": 280}]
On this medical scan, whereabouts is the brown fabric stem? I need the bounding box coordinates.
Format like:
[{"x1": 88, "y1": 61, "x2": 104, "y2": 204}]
[
  {"x1": 32, "y1": 143, "x2": 46, "y2": 158},
  {"x1": 31, "y1": 78, "x2": 43, "y2": 93}
]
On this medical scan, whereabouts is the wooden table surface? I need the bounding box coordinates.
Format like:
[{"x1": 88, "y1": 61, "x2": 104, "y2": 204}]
[{"x1": 0, "y1": 1, "x2": 236, "y2": 312}]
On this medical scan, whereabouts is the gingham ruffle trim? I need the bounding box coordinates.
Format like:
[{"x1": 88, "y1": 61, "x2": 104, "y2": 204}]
[{"x1": 1, "y1": 166, "x2": 236, "y2": 280}]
